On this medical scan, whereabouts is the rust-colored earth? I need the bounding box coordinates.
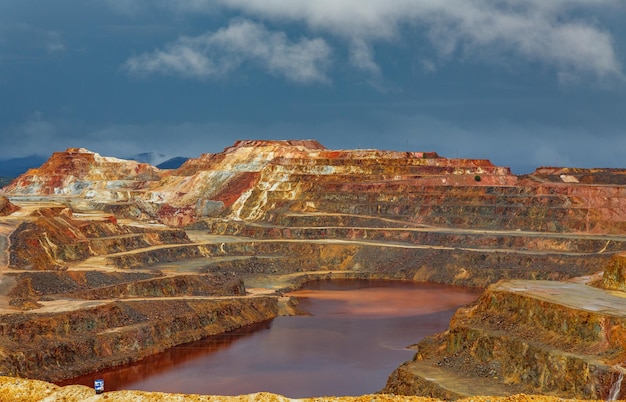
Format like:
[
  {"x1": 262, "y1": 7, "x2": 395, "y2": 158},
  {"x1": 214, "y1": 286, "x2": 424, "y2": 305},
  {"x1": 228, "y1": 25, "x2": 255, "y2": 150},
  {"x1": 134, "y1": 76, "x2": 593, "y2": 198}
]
[
  {"x1": 2, "y1": 140, "x2": 626, "y2": 400},
  {"x1": 1, "y1": 376, "x2": 599, "y2": 402}
]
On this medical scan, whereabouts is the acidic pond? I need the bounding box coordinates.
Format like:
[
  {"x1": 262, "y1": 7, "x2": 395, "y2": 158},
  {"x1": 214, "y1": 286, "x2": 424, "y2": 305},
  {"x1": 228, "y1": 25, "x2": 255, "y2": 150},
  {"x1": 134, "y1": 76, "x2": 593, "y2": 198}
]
[{"x1": 61, "y1": 280, "x2": 481, "y2": 397}]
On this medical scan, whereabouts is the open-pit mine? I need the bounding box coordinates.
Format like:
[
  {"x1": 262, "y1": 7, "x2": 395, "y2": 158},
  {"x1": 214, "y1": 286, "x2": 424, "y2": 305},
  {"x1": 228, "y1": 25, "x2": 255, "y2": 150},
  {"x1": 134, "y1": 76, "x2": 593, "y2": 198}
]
[{"x1": 2, "y1": 139, "x2": 626, "y2": 401}]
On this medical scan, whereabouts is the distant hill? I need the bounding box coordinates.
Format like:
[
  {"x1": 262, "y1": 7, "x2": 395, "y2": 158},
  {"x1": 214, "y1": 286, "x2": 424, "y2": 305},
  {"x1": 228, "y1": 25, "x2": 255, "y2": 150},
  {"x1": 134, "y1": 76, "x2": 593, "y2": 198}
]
[
  {"x1": 127, "y1": 152, "x2": 188, "y2": 169},
  {"x1": 127, "y1": 152, "x2": 169, "y2": 166},
  {"x1": 0, "y1": 177, "x2": 13, "y2": 188},
  {"x1": 0, "y1": 154, "x2": 47, "y2": 177},
  {"x1": 157, "y1": 157, "x2": 188, "y2": 169}
]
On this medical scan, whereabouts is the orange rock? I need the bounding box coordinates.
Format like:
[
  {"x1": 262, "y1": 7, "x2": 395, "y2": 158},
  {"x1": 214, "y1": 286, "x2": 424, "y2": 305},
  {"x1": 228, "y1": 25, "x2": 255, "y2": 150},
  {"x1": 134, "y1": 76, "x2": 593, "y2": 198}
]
[{"x1": 0, "y1": 196, "x2": 19, "y2": 216}]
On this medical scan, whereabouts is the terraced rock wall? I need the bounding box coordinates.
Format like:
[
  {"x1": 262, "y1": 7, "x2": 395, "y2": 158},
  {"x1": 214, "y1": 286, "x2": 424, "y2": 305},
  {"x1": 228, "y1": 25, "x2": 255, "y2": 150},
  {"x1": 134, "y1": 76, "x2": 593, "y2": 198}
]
[
  {"x1": 383, "y1": 254, "x2": 626, "y2": 400},
  {"x1": 2, "y1": 148, "x2": 161, "y2": 197},
  {"x1": 0, "y1": 196, "x2": 18, "y2": 216},
  {"x1": 598, "y1": 253, "x2": 626, "y2": 291},
  {"x1": 0, "y1": 297, "x2": 279, "y2": 382},
  {"x1": 6, "y1": 271, "x2": 245, "y2": 301},
  {"x1": 8, "y1": 207, "x2": 190, "y2": 270}
]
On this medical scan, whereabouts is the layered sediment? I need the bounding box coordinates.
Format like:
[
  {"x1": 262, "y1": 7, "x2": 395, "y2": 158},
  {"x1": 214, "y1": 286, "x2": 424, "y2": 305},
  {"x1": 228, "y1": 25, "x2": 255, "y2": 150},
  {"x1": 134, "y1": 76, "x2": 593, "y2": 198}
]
[
  {"x1": 0, "y1": 376, "x2": 579, "y2": 402},
  {"x1": 384, "y1": 253, "x2": 626, "y2": 400},
  {"x1": 2, "y1": 140, "x2": 626, "y2": 399},
  {"x1": 3, "y1": 148, "x2": 160, "y2": 197},
  {"x1": 0, "y1": 297, "x2": 278, "y2": 381},
  {"x1": 8, "y1": 206, "x2": 189, "y2": 271},
  {"x1": 0, "y1": 196, "x2": 18, "y2": 216}
]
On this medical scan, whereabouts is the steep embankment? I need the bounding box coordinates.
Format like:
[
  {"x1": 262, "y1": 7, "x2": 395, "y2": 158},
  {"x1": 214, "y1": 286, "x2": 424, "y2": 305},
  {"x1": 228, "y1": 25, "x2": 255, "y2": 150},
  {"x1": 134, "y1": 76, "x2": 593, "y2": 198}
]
[
  {"x1": 383, "y1": 253, "x2": 626, "y2": 400},
  {"x1": 0, "y1": 377, "x2": 587, "y2": 402},
  {"x1": 1, "y1": 148, "x2": 161, "y2": 197},
  {"x1": 0, "y1": 196, "x2": 18, "y2": 216},
  {"x1": 7, "y1": 206, "x2": 189, "y2": 272},
  {"x1": 0, "y1": 297, "x2": 279, "y2": 382}
]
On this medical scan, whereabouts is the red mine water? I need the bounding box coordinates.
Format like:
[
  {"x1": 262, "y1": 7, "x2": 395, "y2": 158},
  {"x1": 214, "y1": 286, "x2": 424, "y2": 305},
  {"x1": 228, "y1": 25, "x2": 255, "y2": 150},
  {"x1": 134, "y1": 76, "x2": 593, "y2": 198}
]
[{"x1": 59, "y1": 280, "x2": 481, "y2": 397}]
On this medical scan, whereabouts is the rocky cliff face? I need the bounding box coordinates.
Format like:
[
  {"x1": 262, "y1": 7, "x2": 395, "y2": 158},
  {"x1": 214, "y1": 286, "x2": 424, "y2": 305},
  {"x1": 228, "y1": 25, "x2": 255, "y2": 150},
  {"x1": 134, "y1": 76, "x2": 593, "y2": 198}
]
[
  {"x1": 383, "y1": 253, "x2": 626, "y2": 400},
  {"x1": 0, "y1": 297, "x2": 279, "y2": 381},
  {"x1": 8, "y1": 206, "x2": 189, "y2": 271},
  {"x1": 0, "y1": 376, "x2": 573, "y2": 402},
  {"x1": 3, "y1": 140, "x2": 626, "y2": 399},
  {"x1": 2, "y1": 148, "x2": 160, "y2": 198},
  {"x1": 0, "y1": 196, "x2": 18, "y2": 216},
  {"x1": 6, "y1": 141, "x2": 626, "y2": 235}
]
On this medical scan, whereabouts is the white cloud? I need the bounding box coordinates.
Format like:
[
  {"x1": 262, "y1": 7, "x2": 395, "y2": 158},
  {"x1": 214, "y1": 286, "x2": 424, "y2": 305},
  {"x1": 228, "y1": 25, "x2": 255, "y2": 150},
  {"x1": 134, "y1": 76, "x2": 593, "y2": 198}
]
[
  {"x1": 0, "y1": 23, "x2": 66, "y2": 60},
  {"x1": 422, "y1": 2, "x2": 622, "y2": 80},
  {"x1": 202, "y1": 0, "x2": 624, "y2": 81},
  {"x1": 123, "y1": 19, "x2": 332, "y2": 83},
  {"x1": 107, "y1": 0, "x2": 625, "y2": 83},
  {"x1": 45, "y1": 31, "x2": 65, "y2": 54},
  {"x1": 348, "y1": 39, "x2": 380, "y2": 75}
]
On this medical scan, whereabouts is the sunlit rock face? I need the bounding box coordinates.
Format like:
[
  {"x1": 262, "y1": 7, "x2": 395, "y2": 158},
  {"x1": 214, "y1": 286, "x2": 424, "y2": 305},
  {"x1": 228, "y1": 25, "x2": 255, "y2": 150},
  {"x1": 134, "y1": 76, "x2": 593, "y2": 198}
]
[
  {"x1": 8, "y1": 207, "x2": 190, "y2": 271},
  {"x1": 143, "y1": 139, "x2": 518, "y2": 226},
  {"x1": 597, "y1": 253, "x2": 626, "y2": 291},
  {"x1": 1, "y1": 148, "x2": 161, "y2": 199},
  {"x1": 5, "y1": 140, "x2": 626, "y2": 286},
  {"x1": 147, "y1": 140, "x2": 329, "y2": 226},
  {"x1": 530, "y1": 167, "x2": 626, "y2": 185},
  {"x1": 0, "y1": 196, "x2": 19, "y2": 216},
  {"x1": 145, "y1": 140, "x2": 626, "y2": 234},
  {"x1": 0, "y1": 297, "x2": 279, "y2": 382},
  {"x1": 384, "y1": 253, "x2": 626, "y2": 400},
  {"x1": 6, "y1": 141, "x2": 626, "y2": 234}
]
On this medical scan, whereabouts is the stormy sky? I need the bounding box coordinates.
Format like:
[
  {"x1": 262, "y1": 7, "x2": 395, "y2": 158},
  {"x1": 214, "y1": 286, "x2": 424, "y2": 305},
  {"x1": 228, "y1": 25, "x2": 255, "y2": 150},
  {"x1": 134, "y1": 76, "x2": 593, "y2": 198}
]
[{"x1": 1, "y1": 1, "x2": 625, "y2": 173}]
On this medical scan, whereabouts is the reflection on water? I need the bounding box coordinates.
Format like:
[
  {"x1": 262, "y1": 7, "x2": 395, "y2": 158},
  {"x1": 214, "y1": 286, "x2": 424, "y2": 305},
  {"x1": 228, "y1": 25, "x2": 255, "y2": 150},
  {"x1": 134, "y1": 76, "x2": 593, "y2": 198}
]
[{"x1": 59, "y1": 280, "x2": 481, "y2": 398}]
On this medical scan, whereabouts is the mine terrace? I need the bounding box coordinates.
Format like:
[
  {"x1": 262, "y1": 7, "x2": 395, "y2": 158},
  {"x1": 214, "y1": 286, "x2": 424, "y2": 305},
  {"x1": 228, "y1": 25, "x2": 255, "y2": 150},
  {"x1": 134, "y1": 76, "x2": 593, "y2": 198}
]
[{"x1": 2, "y1": 139, "x2": 626, "y2": 400}]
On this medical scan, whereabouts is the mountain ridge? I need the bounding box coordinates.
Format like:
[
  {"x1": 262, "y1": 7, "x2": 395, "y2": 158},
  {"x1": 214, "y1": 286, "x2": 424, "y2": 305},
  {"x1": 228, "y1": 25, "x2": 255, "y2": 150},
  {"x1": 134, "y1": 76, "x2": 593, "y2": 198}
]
[{"x1": 0, "y1": 152, "x2": 189, "y2": 180}]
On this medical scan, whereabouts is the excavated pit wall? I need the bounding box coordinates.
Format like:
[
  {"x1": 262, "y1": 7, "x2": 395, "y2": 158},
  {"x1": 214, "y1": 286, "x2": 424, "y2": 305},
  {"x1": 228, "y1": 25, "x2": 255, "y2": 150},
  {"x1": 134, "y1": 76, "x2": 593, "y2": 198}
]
[
  {"x1": 464, "y1": 289, "x2": 626, "y2": 354},
  {"x1": 600, "y1": 253, "x2": 626, "y2": 291},
  {"x1": 354, "y1": 246, "x2": 609, "y2": 286},
  {"x1": 61, "y1": 275, "x2": 246, "y2": 300},
  {"x1": 201, "y1": 220, "x2": 626, "y2": 254},
  {"x1": 8, "y1": 212, "x2": 191, "y2": 270},
  {"x1": 100, "y1": 241, "x2": 610, "y2": 287},
  {"x1": 383, "y1": 269, "x2": 626, "y2": 400},
  {"x1": 0, "y1": 233, "x2": 7, "y2": 268},
  {"x1": 89, "y1": 236, "x2": 611, "y2": 288},
  {"x1": 0, "y1": 297, "x2": 280, "y2": 382},
  {"x1": 5, "y1": 271, "x2": 245, "y2": 301},
  {"x1": 0, "y1": 196, "x2": 19, "y2": 216},
  {"x1": 106, "y1": 241, "x2": 361, "y2": 272}
]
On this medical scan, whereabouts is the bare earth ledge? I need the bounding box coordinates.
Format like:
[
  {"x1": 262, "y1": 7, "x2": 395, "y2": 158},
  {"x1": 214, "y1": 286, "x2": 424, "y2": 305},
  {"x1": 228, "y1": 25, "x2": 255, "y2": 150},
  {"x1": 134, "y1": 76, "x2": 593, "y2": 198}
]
[{"x1": 0, "y1": 376, "x2": 604, "y2": 402}]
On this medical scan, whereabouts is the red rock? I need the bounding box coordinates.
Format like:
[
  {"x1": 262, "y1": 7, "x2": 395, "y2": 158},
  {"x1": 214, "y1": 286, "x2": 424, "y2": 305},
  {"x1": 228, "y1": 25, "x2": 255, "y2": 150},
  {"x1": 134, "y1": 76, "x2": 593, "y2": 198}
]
[
  {"x1": 0, "y1": 196, "x2": 19, "y2": 216},
  {"x1": 2, "y1": 148, "x2": 161, "y2": 196},
  {"x1": 7, "y1": 141, "x2": 626, "y2": 234}
]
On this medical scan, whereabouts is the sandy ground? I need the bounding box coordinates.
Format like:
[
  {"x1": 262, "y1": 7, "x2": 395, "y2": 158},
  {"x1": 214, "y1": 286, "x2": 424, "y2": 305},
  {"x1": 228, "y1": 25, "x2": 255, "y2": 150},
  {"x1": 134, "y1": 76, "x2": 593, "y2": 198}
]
[{"x1": 0, "y1": 377, "x2": 604, "y2": 402}]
